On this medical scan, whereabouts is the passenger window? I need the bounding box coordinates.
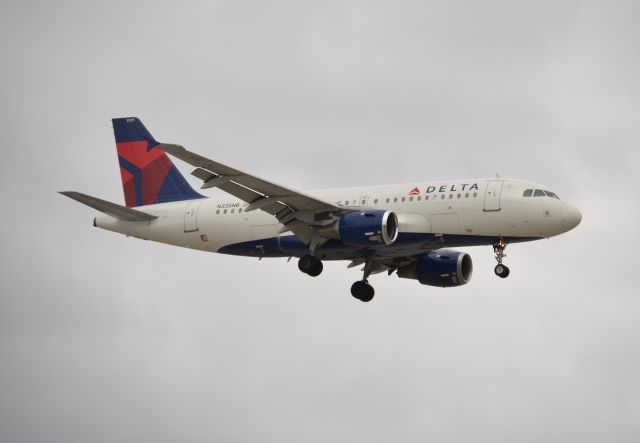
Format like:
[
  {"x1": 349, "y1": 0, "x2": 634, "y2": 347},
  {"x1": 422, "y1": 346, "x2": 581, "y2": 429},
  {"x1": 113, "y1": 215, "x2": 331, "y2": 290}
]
[
  {"x1": 449, "y1": 194, "x2": 453, "y2": 199},
  {"x1": 441, "y1": 195, "x2": 445, "y2": 200},
  {"x1": 216, "y1": 210, "x2": 220, "y2": 215},
  {"x1": 465, "y1": 193, "x2": 469, "y2": 198},
  {"x1": 534, "y1": 189, "x2": 545, "y2": 197},
  {"x1": 374, "y1": 198, "x2": 378, "y2": 204},
  {"x1": 386, "y1": 198, "x2": 390, "y2": 203},
  {"x1": 473, "y1": 192, "x2": 478, "y2": 197},
  {"x1": 457, "y1": 193, "x2": 461, "y2": 199},
  {"x1": 425, "y1": 196, "x2": 430, "y2": 201},
  {"x1": 409, "y1": 196, "x2": 413, "y2": 202},
  {"x1": 224, "y1": 209, "x2": 227, "y2": 214},
  {"x1": 523, "y1": 189, "x2": 533, "y2": 197},
  {"x1": 231, "y1": 208, "x2": 235, "y2": 213},
  {"x1": 239, "y1": 208, "x2": 243, "y2": 213},
  {"x1": 393, "y1": 197, "x2": 398, "y2": 203},
  {"x1": 401, "y1": 197, "x2": 406, "y2": 202},
  {"x1": 417, "y1": 196, "x2": 422, "y2": 201}
]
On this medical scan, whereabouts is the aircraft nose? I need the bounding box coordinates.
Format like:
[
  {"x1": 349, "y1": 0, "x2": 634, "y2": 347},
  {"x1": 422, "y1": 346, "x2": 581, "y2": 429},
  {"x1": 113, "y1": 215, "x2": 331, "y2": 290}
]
[{"x1": 561, "y1": 203, "x2": 582, "y2": 232}]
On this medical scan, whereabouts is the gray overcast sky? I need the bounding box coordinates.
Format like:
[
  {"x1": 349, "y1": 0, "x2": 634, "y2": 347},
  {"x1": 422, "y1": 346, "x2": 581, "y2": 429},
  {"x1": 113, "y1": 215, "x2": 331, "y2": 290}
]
[{"x1": 1, "y1": 1, "x2": 639, "y2": 442}]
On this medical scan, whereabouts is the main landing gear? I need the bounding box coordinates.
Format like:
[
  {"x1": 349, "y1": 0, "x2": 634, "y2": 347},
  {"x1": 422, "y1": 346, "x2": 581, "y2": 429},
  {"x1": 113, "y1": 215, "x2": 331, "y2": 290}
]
[
  {"x1": 298, "y1": 254, "x2": 323, "y2": 277},
  {"x1": 351, "y1": 259, "x2": 375, "y2": 303},
  {"x1": 493, "y1": 239, "x2": 510, "y2": 278},
  {"x1": 297, "y1": 254, "x2": 376, "y2": 303}
]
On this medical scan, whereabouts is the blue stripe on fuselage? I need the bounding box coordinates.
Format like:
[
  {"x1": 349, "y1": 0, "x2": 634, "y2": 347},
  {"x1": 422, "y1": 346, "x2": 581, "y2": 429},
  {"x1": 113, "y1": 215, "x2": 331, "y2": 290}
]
[{"x1": 217, "y1": 233, "x2": 541, "y2": 259}]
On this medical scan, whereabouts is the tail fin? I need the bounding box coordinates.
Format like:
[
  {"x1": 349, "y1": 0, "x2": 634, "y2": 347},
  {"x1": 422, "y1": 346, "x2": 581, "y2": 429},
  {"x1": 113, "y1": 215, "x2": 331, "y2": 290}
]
[{"x1": 112, "y1": 117, "x2": 203, "y2": 207}]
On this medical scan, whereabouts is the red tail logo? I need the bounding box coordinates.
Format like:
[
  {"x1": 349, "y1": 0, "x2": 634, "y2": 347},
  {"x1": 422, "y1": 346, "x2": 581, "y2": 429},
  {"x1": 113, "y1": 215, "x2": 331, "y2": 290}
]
[
  {"x1": 112, "y1": 117, "x2": 202, "y2": 207},
  {"x1": 408, "y1": 187, "x2": 420, "y2": 195}
]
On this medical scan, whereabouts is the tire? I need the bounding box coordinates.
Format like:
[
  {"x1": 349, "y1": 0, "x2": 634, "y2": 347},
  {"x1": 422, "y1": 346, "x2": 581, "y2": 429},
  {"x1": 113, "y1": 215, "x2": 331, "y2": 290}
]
[
  {"x1": 351, "y1": 281, "x2": 375, "y2": 302},
  {"x1": 494, "y1": 264, "x2": 510, "y2": 278},
  {"x1": 298, "y1": 255, "x2": 318, "y2": 274},
  {"x1": 307, "y1": 260, "x2": 323, "y2": 277},
  {"x1": 359, "y1": 285, "x2": 375, "y2": 302}
]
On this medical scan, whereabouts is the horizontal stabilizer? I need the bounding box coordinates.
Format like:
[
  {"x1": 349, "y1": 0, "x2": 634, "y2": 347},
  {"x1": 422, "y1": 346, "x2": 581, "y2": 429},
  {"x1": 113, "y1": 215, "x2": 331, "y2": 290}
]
[{"x1": 59, "y1": 191, "x2": 158, "y2": 222}]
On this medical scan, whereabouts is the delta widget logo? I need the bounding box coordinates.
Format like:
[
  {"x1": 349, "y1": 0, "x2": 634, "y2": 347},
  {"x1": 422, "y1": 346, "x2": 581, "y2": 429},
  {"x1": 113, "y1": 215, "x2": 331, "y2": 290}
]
[{"x1": 408, "y1": 187, "x2": 420, "y2": 195}]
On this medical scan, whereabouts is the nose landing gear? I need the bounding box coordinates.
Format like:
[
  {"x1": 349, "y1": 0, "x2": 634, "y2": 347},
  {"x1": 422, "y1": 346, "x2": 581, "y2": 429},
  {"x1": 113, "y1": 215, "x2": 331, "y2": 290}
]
[{"x1": 493, "y1": 239, "x2": 510, "y2": 278}]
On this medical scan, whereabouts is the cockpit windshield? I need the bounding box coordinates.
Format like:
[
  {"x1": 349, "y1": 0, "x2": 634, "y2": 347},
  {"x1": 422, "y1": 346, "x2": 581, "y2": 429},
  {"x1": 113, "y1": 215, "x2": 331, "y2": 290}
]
[
  {"x1": 523, "y1": 189, "x2": 560, "y2": 199},
  {"x1": 544, "y1": 190, "x2": 559, "y2": 199}
]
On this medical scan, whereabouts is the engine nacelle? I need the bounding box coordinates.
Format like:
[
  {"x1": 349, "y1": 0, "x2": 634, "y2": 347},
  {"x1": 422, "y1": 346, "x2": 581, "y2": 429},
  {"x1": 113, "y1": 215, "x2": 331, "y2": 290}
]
[
  {"x1": 398, "y1": 251, "x2": 473, "y2": 287},
  {"x1": 321, "y1": 210, "x2": 399, "y2": 247}
]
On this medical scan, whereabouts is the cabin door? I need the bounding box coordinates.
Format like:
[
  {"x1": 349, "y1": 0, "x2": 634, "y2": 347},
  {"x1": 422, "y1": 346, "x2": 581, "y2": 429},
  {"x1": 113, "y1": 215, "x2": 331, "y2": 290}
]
[
  {"x1": 184, "y1": 200, "x2": 202, "y2": 232},
  {"x1": 483, "y1": 181, "x2": 504, "y2": 212}
]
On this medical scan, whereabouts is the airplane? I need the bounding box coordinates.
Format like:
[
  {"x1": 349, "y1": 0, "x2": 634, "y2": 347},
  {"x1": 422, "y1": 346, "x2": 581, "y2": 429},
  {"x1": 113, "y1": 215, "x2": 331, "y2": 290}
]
[{"x1": 61, "y1": 117, "x2": 582, "y2": 302}]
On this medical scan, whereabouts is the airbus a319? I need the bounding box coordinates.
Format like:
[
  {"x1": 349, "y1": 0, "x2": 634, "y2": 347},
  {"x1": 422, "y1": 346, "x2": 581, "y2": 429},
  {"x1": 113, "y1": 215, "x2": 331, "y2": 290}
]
[{"x1": 62, "y1": 118, "x2": 582, "y2": 302}]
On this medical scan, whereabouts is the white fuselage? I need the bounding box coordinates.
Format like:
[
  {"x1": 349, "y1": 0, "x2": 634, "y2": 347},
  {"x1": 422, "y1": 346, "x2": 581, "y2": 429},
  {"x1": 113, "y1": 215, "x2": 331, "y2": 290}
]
[{"x1": 95, "y1": 178, "x2": 581, "y2": 259}]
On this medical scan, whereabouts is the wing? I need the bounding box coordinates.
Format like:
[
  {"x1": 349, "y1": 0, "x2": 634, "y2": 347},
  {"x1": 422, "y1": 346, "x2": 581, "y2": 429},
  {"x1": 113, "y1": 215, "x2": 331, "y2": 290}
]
[{"x1": 156, "y1": 143, "x2": 345, "y2": 242}]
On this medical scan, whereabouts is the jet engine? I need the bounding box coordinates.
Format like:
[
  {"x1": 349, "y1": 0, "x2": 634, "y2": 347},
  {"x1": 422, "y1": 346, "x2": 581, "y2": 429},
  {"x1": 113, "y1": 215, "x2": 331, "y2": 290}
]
[
  {"x1": 398, "y1": 251, "x2": 473, "y2": 287},
  {"x1": 320, "y1": 210, "x2": 399, "y2": 247}
]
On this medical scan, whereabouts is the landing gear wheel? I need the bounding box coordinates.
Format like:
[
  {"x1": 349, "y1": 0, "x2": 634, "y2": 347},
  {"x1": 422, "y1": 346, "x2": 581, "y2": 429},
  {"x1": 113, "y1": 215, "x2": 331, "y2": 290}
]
[
  {"x1": 494, "y1": 264, "x2": 510, "y2": 278},
  {"x1": 351, "y1": 281, "x2": 375, "y2": 302},
  {"x1": 298, "y1": 255, "x2": 323, "y2": 277},
  {"x1": 307, "y1": 261, "x2": 323, "y2": 277}
]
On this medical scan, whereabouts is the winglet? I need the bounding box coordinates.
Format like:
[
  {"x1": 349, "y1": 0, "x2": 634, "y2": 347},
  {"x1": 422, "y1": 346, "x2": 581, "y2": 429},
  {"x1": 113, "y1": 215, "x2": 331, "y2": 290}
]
[{"x1": 60, "y1": 191, "x2": 158, "y2": 222}]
